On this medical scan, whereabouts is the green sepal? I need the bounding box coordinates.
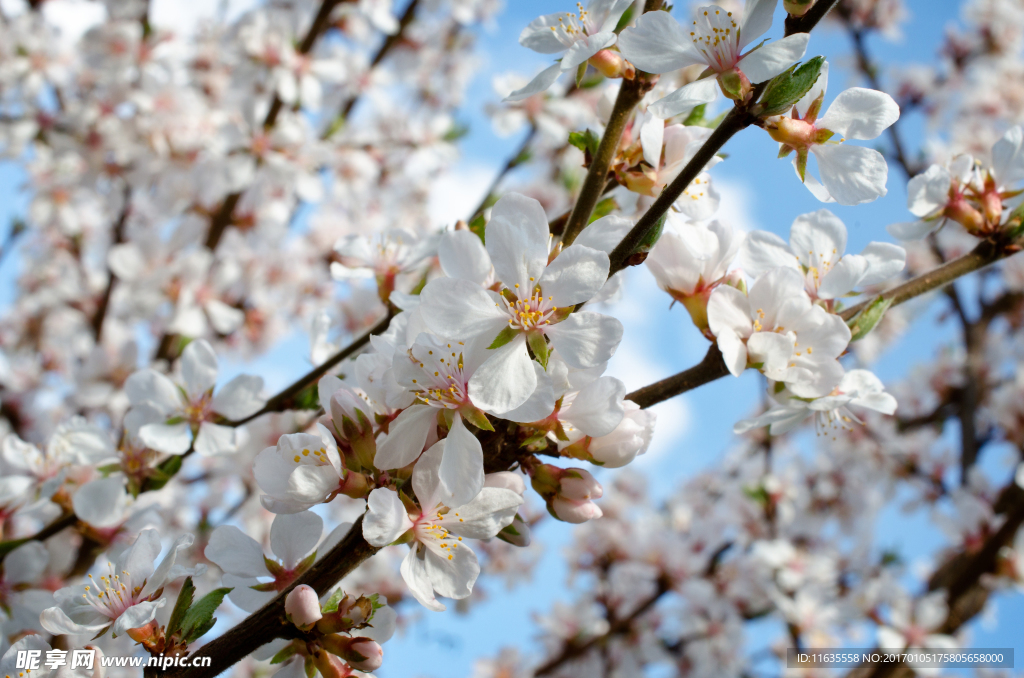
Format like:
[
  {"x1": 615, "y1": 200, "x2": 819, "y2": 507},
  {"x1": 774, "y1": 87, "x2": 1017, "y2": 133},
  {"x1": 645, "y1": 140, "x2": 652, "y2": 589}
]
[
  {"x1": 443, "y1": 122, "x2": 470, "y2": 141},
  {"x1": 167, "y1": 576, "x2": 196, "y2": 637},
  {"x1": 270, "y1": 643, "x2": 299, "y2": 665},
  {"x1": 527, "y1": 331, "x2": 550, "y2": 370},
  {"x1": 142, "y1": 454, "x2": 183, "y2": 492},
  {"x1": 847, "y1": 295, "x2": 894, "y2": 341},
  {"x1": 468, "y1": 214, "x2": 486, "y2": 243},
  {"x1": 460, "y1": 406, "x2": 494, "y2": 432},
  {"x1": 588, "y1": 197, "x2": 618, "y2": 224},
  {"x1": 575, "y1": 61, "x2": 588, "y2": 87},
  {"x1": 249, "y1": 581, "x2": 280, "y2": 592},
  {"x1": 756, "y1": 56, "x2": 825, "y2": 118},
  {"x1": 795, "y1": 149, "x2": 809, "y2": 182},
  {"x1": 322, "y1": 588, "x2": 346, "y2": 614},
  {"x1": 682, "y1": 103, "x2": 707, "y2": 126},
  {"x1": 488, "y1": 326, "x2": 519, "y2": 350},
  {"x1": 291, "y1": 383, "x2": 320, "y2": 411}
]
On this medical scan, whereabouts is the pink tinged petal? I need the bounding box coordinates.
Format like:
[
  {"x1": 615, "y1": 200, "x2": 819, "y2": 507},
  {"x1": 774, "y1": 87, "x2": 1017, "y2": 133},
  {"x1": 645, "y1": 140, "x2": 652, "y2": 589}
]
[
  {"x1": 540, "y1": 244, "x2": 610, "y2": 307},
  {"x1": 449, "y1": 488, "x2": 523, "y2": 540},
  {"x1": 419, "y1": 277, "x2": 507, "y2": 339},
  {"x1": 375, "y1": 404, "x2": 437, "y2": 471},
  {"x1": 617, "y1": 10, "x2": 703, "y2": 74},
  {"x1": 887, "y1": 219, "x2": 939, "y2": 241},
  {"x1": 181, "y1": 339, "x2": 219, "y2": 399},
  {"x1": 519, "y1": 13, "x2": 576, "y2": 53},
  {"x1": 640, "y1": 112, "x2": 665, "y2": 167},
  {"x1": 736, "y1": 33, "x2": 809, "y2": 83},
  {"x1": 858, "y1": 242, "x2": 906, "y2": 285},
  {"x1": 439, "y1": 416, "x2": 485, "y2": 509},
  {"x1": 648, "y1": 77, "x2": 720, "y2": 119},
  {"x1": 738, "y1": 0, "x2": 779, "y2": 49},
  {"x1": 907, "y1": 164, "x2": 952, "y2": 217},
  {"x1": 205, "y1": 525, "x2": 271, "y2": 578},
  {"x1": 562, "y1": 31, "x2": 617, "y2": 70},
  {"x1": 194, "y1": 422, "x2": 238, "y2": 457},
  {"x1": 563, "y1": 376, "x2": 627, "y2": 437},
  {"x1": 544, "y1": 313, "x2": 623, "y2": 369},
  {"x1": 818, "y1": 88, "x2": 900, "y2": 140},
  {"x1": 811, "y1": 144, "x2": 889, "y2": 206},
  {"x1": 486, "y1": 193, "x2": 551, "y2": 292},
  {"x1": 504, "y1": 64, "x2": 562, "y2": 102},
  {"x1": 140, "y1": 422, "x2": 192, "y2": 455},
  {"x1": 439, "y1": 230, "x2": 492, "y2": 285},
  {"x1": 469, "y1": 333, "x2": 537, "y2": 413},
  {"x1": 412, "y1": 440, "x2": 446, "y2": 509},
  {"x1": 817, "y1": 254, "x2": 869, "y2": 299},
  {"x1": 742, "y1": 230, "x2": 799, "y2": 279},
  {"x1": 73, "y1": 476, "x2": 129, "y2": 528},
  {"x1": 424, "y1": 539, "x2": 479, "y2": 600},
  {"x1": 992, "y1": 125, "x2": 1024, "y2": 186},
  {"x1": 574, "y1": 215, "x2": 633, "y2": 256},
  {"x1": 499, "y1": 363, "x2": 556, "y2": 423},
  {"x1": 212, "y1": 374, "x2": 265, "y2": 420},
  {"x1": 707, "y1": 285, "x2": 753, "y2": 338},
  {"x1": 400, "y1": 546, "x2": 446, "y2": 611},
  {"x1": 113, "y1": 600, "x2": 165, "y2": 637},
  {"x1": 747, "y1": 331, "x2": 795, "y2": 378},
  {"x1": 125, "y1": 369, "x2": 183, "y2": 414},
  {"x1": 363, "y1": 488, "x2": 414, "y2": 547},
  {"x1": 271, "y1": 511, "x2": 323, "y2": 569}
]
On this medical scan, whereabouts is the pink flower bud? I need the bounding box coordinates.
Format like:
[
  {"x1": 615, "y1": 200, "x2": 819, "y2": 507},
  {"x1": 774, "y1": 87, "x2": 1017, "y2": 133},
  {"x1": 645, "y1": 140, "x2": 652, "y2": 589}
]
[
  {"x1": 588, "y1": 49, "x2": 627, "y2": 79},
  {"x1": 285, "y1": 585, "x2": 322, "y2": 629},
  {"x1": 551, "y1": 497, "x2": 604, "y2": 523},
  {"x1": 557, "y1": 468, "x2": 602, "y2": 502},
  {"x1": 347, "y1": 639, "x2": 383, "y2": 672}
]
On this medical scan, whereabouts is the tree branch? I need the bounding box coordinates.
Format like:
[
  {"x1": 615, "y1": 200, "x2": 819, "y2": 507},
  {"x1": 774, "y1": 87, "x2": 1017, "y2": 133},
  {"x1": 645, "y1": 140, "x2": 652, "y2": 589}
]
[
  {"x1": 92, "y1": 186, "x2": 132, "y2": 342},
  {"x1": 227, "y1": 313, "x2": 394, "y2": 426}
]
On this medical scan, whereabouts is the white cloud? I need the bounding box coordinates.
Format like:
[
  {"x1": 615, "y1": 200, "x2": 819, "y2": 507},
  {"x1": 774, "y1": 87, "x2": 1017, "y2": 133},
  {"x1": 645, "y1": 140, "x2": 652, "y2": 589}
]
[{"x1": 426, "y1": 161, "x2": 499, "y2": 228}]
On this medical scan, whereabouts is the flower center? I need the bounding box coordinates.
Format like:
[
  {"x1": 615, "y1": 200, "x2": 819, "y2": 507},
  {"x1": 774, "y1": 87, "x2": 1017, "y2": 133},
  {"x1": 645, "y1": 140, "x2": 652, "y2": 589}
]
[
  {"x1": 416, "y1": 507, "x2": 465, "y2": 561},
  {"x1": 83, "y1": 563, "x2": 143, "y2": 619},
  {"x1": 691, "y1": 6, "x2": 739, "y2": 71},
  {"x1": 548, "y1": 3, "x2": 594, "y2": 45},
  {"x1": 410, "y1": 342, "x2": 470, "y2": 409},
  {"x1": 291, "y1": 446, "x2": 329, "y2": 465},
  {"x1": 501, "y1": 285, "x2": 558, "y2": 332}
]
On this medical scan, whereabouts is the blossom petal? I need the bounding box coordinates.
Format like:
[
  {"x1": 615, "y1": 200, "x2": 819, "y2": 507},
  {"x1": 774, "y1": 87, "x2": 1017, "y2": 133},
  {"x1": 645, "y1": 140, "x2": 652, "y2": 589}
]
[
  {"x1": 271, "y1": 511, "x2": 323, "y2": 569},
  {"x1": 519, "y1": 13, "x2": 574, "y2": 54},
  {"x1": 140, "y1": 421, "x2": 192, "y2": 455},
  {"x1": 363, "y1": 488, "x2": 414, "y2": 547},
  {"x1": 449, "y1": 488, "x2": 523, "y2": 540},
  {"x1": 562, "y1": 31, "x2": 617, "y2": 70},
  {"x1": 818, "y1": 88, "x2": 900, "y2": 141},
  {"x1": 887, "y1": 219, "x2": 940, "y2": 241},
  {"x1": 742, "y1": 230, "x2": 799, "y2": 279},
  {"x1": 113, "y1": 600, "x2": 165, "y2": 637},
  {"x1": 469, "y1": 333, "x2": 537, "y2": 413},
  {"x1": 906, "y1": 164, "x2": 951, "y2": 218},
  {"x1": 812, "y1": 144, "x2": 889, "y2": 206},
  {"x1": 563, "y1": 376, "x2": 626, "y2": 438},
  {"x1": 73, "y1": 476, "x2": 129, "y2": 528},
  {"x1": 400, "y1": 546, "x2": 446, "y2": 611},
  {"x1": 504, "y1": 64, "x2": 563, "y2": 102},
  {"x1": 206, "y1": 525, "x2": 271, "y2": 578},
  {"x1": 739, "y1": 0, "x2": 778, "y2": 49},
  {"x1": 545, "y1": 313, "x2": 623, "y2": 369},
  {"x1": 424, "y1": 540, "x2": 479, "y2": 600},
  {"x1": 648, "y1": 77, "x2": 719, "y2": 119},
  {"x1": 498, "y1": 363, "x2": 556, "y2": 423},
  {"x1": 194, "y1": 422, "x2": 238, "y2": 457},
  {"x1": 993, "y1": 125, "x2": 1024, "y2": 186},
  {"x1": 708, "y1": 285, "x2": 752, "y2": 337},
  {"x1": 420, "y1": 277, "x2": 508, "y2": 340},
  {"x1": 374, "y1": 404, "x2": 437, "y2": 471},
  {"x1": 736, "y1": 33, "x2": 809, "y2": 83},
  {"x1": 439, "y1": 230, "x2": 492, "y2": 285},
  {"x1": 439, "y1": 415, "x2": 485, "y2": 509},
  {"x1": 818, "y1": 254, "x2": 869, "y2": 299},
  {"x1": 412, "y1": 440, "x2": 446, "y2": 510},
  {"x1": 618, "y1": 10, "x2": 703, "y2": 74},
  {"x1": 212, "y1": 374, "x2": 266, "y2": 420},
  {"x1": 181, "y1": 339, "x2": 219, "y2": 399},
  {"x1": 486, "y1": 193, "x2": 550, "y2": 293},
  {"x1": 573, "y1": 215, "x2": 634, "y2": 256},
  {"x1": 858, "y1": 242, "x2": 906, "y2": 286},
  {"x1": 540, "y1": 244, "x2": 610, "y2": 307}
]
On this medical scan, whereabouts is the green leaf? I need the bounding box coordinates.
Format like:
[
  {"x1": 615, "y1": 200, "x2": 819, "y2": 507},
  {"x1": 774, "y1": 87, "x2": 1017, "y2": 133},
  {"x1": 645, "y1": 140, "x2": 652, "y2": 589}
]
[
  {"x1": 756, "y1": 56, "x2": 825, "y2": 118},
  {"x1": 847, "y1": 295, "x2": 894, "y2": 341},
  {"x1": 167, "y1": 577, "x2": 195, "y2": 637},
  {"x1": 322, "y1": 588, "x2": 346, "y2": 614},
  {"x1": 142, "y1": 454, "x2": 184, "y2": 492},
  {"x1": 613, "y1": 4, "x2": 635, "y2": 32},
  {"x1": 488, "y1": 326, "x2": 519, "y2": 350},
  {"x1": 180, "y1": 587, "x2": 233, "y2": 643},
  {"x1": 270, "y1": 643, "x2": 299, "y2": 665},
  {"x1": 527, "y1": 331, "x2": 549, "y2": 370},
  {"x1": 567, "y1": 129, "x2": 601, "y2": 158},
  {"x1": 443, "y1": 122, "x2": 470, "y2": 141},
  {"x1": 682, "y1": 104, "x2": 707, "y2": 126},
  {"x1": 292, "y1": 383, "x2": 320, "y2": 411},
  {"x1": 588, "y1": 197, "x2": 618, "y2": 224},
  {"x1": 575, "y1": 61, "x2": 588, "y2": 88}
]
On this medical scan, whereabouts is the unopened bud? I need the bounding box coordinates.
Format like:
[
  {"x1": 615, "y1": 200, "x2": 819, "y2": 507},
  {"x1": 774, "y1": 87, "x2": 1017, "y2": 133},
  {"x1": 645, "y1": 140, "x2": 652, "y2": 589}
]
[
  {"x1": 497, "y1": 514, "x2": 532, "y2": 547},
  {"x1": 339, "y1": 470, "x2": 371, "y2": 499},
  {"x1": 558, "y1": 468, "x2": 603, "y2": 502},
  {"x1": 312, "y1": 649, "x2": 352, "y2": 678},
  {"x1": 323, "y1": 635, "x2": 384, "y2": 672},
  {"x1": 783, "y1": 0, "x2": 815, "y2": 16},
  {"x1": 126, "y1": 619, "x2": 159, "y2": 645},
  {"x1": 588, "y1": 49, "x2": 627, "y2": 79},
  {"x1": 550, "y1": 497, "x2": 604, "y2": 523},
  {"x1": 717, "y1": 68, "x2": 752, "y2": 101},
  {"x1": 766, "y1": 117, "x2": 817, "y2": 149},
  {"x1": 943, "y1": 197, "x2": 985, "y2": 233},
  {"x1": 285, "y1": 585, "x2": 322, "y2": 630},
  {"x1": 485, "y1": 471, "x2": 526, "y2": 496}
]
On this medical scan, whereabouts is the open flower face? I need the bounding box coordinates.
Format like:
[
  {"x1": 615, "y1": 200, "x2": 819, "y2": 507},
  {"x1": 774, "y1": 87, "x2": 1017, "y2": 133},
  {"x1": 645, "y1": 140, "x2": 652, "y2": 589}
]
[
  {"x1": 419, "y1": 193, "x2": 623, "y2": 415},
  {"x1": 253, "y1": 424, "x2": 344, "y2": 514},
  {"x1": 618, "y1": 1, "x2": 810, "y2": 117}
]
